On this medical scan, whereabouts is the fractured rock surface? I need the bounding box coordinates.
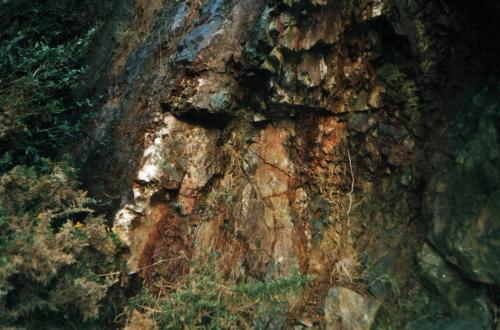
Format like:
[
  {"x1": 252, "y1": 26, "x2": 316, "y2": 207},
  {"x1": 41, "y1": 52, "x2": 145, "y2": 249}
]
[{"x1": 81, "y1": 0, "x2": 500, "y2": 327}]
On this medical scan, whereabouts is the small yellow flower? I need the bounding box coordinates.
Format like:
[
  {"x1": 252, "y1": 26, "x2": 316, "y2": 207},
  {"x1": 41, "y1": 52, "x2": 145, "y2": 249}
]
[{"x1": 74, "y1": 221, "x2": 85, "y2": 228}]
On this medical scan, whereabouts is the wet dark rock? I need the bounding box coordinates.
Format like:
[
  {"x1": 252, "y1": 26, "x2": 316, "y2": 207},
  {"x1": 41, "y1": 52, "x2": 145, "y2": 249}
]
[
  {"x1": 210, "y1": 88, "x2": 232, "y2": 112},
  {"x1": 349, "y1": 113, "x2": 377, "y2": 133},
  {"x1": 410, "y1": 318, "x2": 486, "y2": 330},
  {"x1": 425, "y1": 87, "x2": 500, "y2": 286},
  {"x1": 175, "y1": 0, "x2": 226, "y2": 63},
  {"x1": 417, "y1": 243, "x2": 493, "y2": 328},
  {"x1": 244, "y1": 5, "x2": 275, "y2": 66},
  {"x1": 365, "y1": 254, "x2": 399, "y2": 301}
]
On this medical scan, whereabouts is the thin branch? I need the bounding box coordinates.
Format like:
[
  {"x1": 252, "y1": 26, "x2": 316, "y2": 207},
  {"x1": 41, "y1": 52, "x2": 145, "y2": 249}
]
[
  {"x1": 134, "y1": 255, "x2": 186, "y2": 274},
  {"x1": 98, "y1": 255, "x2": 187, "y2": 278},
  {"x1": 346, "y1": 145, "x2": 354, "y2": 228}
]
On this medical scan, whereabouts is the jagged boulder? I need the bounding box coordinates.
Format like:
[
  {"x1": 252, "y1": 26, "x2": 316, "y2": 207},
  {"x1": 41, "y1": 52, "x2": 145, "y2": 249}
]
[
  {"x1": 324, "y1": 287, "x2": 380, "y2": 330},
  {"x1": 416, "y1": 243, "x2": 493, "y2": 329},
  {"x1": 424, "y1": 87, "x2": 500, "y2": 286}
]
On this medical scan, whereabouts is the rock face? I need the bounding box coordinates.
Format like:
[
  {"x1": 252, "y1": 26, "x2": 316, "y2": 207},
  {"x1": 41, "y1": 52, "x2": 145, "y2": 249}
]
[
  {"x1": 81, "y1": 0, "x2": 500, "y2": 327},
  {"x1": 324, "y1": 287, "x2": 380, "y2": 330},
  {"x1": 417, "y1": 243, "x2": 493, "y2": 328},
  {"x1": 424, "y1": 87, "x2": 500, "y2": 286}
]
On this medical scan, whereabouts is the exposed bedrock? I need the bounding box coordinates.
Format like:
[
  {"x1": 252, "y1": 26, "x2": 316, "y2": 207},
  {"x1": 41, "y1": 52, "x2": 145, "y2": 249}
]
[{"x1": 81, "y1": 0, "x2": 500, "y2": 328}]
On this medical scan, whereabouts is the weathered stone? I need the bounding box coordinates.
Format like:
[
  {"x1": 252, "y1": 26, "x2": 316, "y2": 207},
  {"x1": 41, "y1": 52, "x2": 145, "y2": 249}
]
[
  {"x1": 237, "y1": 124, "x2": 300, "y2": 277},
  {"x1": 349, "y1": 113, "x2": 377, "y2": 133},
  {"x1": 178, "y1": 127, "x2": 221, "y2": 214},
  {"x1": 365, "y1": 253, "x2": 399, "y2": 301},
  {"x1": 324, "y1": 287, "x2": 381, "y2": 330},
  {"x1": 409, "y1": 318, "x2": 486, "y2": 330},
  {"x1": 175, "y1": 0, "x2": 227, "y2": 63},
  {"x1": 244, "y1": 5, "x2": 275, "y2": 66},
  {"x1": 297, "y1": 54, "x2": 327, "y2": 88},
  {"x1": 210, "y1": 88, "x2": 232, "y2": 112},
  {"x1": 417, "y1": 243, "x2": 493, "y2": 328},
  {"x1": 424, "y1": 88, "x2": 500, "y2": 285}
]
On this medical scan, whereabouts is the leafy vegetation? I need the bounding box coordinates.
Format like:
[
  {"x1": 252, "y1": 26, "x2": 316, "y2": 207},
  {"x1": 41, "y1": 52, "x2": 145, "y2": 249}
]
[
  {"x1": 0, "y1": 0, "x2": 113, "y2": 169},
  {"x1": 0, "y1": 1, "x2": 123, "y2": 328},
  {"x1": 0, "y1": 161, "x2": 124, "y2": 327},
  {"x1": 0, "y1": 27, "x2": 94, "y2": 166},
  {"x1": 125, "y1": 256, "x2": 309, "y2": 329}
]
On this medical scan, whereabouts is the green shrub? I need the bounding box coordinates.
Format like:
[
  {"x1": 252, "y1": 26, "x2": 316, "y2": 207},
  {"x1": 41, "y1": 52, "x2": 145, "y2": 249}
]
[
  {"x1": 0, "y1": 1, "x2": 126, "y2": 327},
  {"x1": 126, "y1": 256, "x2": 309, "y2": 329},
  {"x1": 0, "y1": 160, "x2": 123, "y2": 328},
  {"x1": 0, "y1": 27, "x2": 94, "y2": 164},
  {"x1": 0, "y1": 1, "x2": 131, "y2": 327},
  {"x1": 0, "y1": 0, "x2": 112, "y2": 169}
]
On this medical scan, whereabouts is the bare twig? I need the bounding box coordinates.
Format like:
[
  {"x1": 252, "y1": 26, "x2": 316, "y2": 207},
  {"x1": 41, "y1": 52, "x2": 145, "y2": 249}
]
[
  {"x1": 346, "y1": 146, "x2": 354, "y2": 228},
  {"x1": 135, "y1": 255, "x2": 186, "y2": 273},
  {"x1": 98, "y1": 255, "x2": 187, "y2": 278}
]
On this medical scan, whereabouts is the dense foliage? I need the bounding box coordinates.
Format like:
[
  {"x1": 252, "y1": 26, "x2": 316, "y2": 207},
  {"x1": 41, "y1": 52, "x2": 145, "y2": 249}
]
[
  {"x1": 0, "y1": 1, "x2": 122, "y2": 328},
  {"x1": 0, "y1": 162, "x2": 123, "y2": 327},
  {"x1": 126, "y1": 256, "x2": 309, "y2": 329},
  {"x1": 0, "y1": 0, "x2": 112, "y2": 168}
]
